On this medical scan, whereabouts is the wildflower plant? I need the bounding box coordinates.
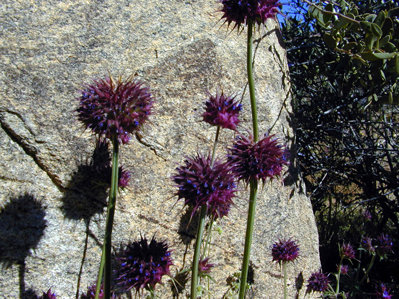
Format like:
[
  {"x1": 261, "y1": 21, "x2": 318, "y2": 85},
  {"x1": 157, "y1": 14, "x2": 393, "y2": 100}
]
[
  {"x1": 219, "y1": 0, "x2": 285, "y2": 297},
  {"x1": 313, "y1": 235, "x2": 395, "y2": 298},
  {"x1": 76, "y1": 75, "x2": 153, "y2": 299},
  {"x1": 172, "y1": 90, "x2": 240, "y2": 299},
  {"x1": 271, "y1": 238, "x2": 299, "y2": 299}
]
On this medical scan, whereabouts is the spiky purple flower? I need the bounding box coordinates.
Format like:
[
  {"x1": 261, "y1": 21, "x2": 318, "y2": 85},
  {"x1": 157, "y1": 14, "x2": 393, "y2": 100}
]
[
  {"x1": 271, "y1": 238, "x2": 299, "y2": 264},
  {"x1": 38, "y1": 289, "x2": 56, "y2": 299},
  {"x1": 117, "y1": 166, "x2": 131, "y2": 188},
  {"x1": 362, "y1": 237, "x2": 375, "y2": 253},
  {"x1": 376, "y1": 283, "x2": 392, "y2": 299},
  {"x1": 227, "y1": 134, "x2": 288, "y2": 184},
  {"x1": 339, "y1": 265, "x2": 349, "y2": 275},
  {"x1": 173, "y1": 154, "x2": 236, "y2": 219},
  {"x1": 80, "y1": 284, "x2": 101, "y2": 299},
  {"x1": 115, "y1": 236, "x2": 173, "y2": 292},
  {"x1": 340, "y1": 243, "x2": 355, "y2": 260},
  {"x1": 77, "y1": 76, "x2": 153, "y2": 144},
  {"x1": 364, "y1": 209, "x2": 372, "y2": 220},
  {"x1": 202, "y1": 92, "x2": 242, "y2": 130},
  {"x1": 198, "y1": 258, "x2": 215, "y2": 275},
  {"x1": 220, "y1": 0, "x2": 281, "y2": 30},
  {"x1": 80, "y1": 284, "x2": 116, "y2": 299},
  {"x1": 306, "y1": 271, "x2": 329, "y2": 293},
  {"x1": 377, "y1": 234, "x2": 393, "y2": 256}
]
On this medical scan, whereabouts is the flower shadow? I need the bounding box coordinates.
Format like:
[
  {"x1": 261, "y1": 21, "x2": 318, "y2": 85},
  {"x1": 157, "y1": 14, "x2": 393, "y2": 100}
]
[
  {"x1": 61, "y1": 141, "x2": 111, "y2": 221},
  {"x1": 0, "y1": 193, "x2": 47, "y2": 298},
  {"x1": 61, "y1": 141, "x2": 113, "y2": 296}
]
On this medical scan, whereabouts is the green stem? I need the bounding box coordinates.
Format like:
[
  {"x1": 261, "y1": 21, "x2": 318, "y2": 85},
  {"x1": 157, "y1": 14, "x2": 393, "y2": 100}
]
[
  {"x1": 247, "y1": 21, "x2": 259, "y2": 142},
  {"x1": 238, "y1": 179, "x2": 258, "y2": 299},
  {"x1": 359, "y1": 253, "x2": 376, "y2": 285},
  {"x1": 211, "y1": 126, "x2": 221, "y2": 166},
  {"x1": 238, "y1": 19, "x2": 260, "y2": 299},
  {"x1": 335, "y1": 256, "x2": 344, "y2": 295},
  {"x1": 283, "y1": 262, "x2": 287, "y2": 299},
  {"x1": 191, "y1": 205, "x2": 207, "y2": 299},
  {"x1": 203, "y1": 216, "x2": 215, "y2": 257},
  {"x1": 94, "y1": 246, "x2": 105, "y2": 298},
  {"x1": 96, "y1": 138, "x2": 119, "y2": 299}
]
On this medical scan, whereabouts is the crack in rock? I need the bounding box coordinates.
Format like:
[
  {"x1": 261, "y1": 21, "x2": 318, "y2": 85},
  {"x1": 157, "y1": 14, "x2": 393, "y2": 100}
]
[{"x1": 0, "y1": 111, "x2": 64, "y2": 190}]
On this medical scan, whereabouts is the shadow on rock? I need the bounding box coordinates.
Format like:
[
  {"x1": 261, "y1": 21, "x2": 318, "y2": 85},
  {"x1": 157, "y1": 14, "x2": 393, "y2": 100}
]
[
  {"x1": 0, "y1": 193, "x2": 47, "y2": 268},
  {"x1": 177, "y1": 208, "x2": 199, "y2": 246},
  {"x1": 0, "y1": 193, "x2": 47, "y2": 298},
  {"x1": 61, "y1": 141, "x2": 112, "y2": 221}
]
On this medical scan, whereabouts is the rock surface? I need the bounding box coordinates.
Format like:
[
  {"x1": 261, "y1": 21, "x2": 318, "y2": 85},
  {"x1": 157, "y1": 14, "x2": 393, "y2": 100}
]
[{"x1": 0, "y1": 0, "x2": 321, "y2": 298}]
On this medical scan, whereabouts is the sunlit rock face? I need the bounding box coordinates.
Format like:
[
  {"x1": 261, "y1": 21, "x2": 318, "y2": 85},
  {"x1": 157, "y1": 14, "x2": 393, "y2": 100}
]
[{"x1": 0, "y1": 1, "x2": 320, "y2": 297}]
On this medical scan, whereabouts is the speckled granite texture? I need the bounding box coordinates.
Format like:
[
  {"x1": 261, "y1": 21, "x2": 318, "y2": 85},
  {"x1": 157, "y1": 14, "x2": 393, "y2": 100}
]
[{"x1": 0, "y1": 0, "x2": 320, "y2": 298}]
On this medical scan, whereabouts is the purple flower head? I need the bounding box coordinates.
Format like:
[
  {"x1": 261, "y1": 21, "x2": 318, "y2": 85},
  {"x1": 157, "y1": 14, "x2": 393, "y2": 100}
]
[
  {"x1": 118, "y1": 167, "x2": 131, "y2": 188},
  {"x1": 364, "y1": 209, "x2": 372, "y2": 220},
  {"x1": 220, "y1": 0, "x2": 281, "y2": 30},
  {"x1": 172, "y1": 154, "x2": 237, "y2": 219},
  {"x1": 202, "y1": 92, "x2": 242, "y2": 130},
  {"x1": 227, "y1": 134, "x2": 288, "y2": 184},
  {"x1": 115, "y1": 236, "x2": 173, "y2": 292},
  {"x1": 377, "y1": 234, "x2": 393, "y2": 256},
  {"x1": 271, "y1": 238, "x2": 299, "y2": 264},
  {"x1": 306, "y1": 271, "x2": 329, "y2": 293},
  {"x1": 77, "y1": 76, "x2": 153, "y2": 144},
  {"x1": 198, "y1": 258, "x2": 215, "y2": 275},
  {"x1": 376, "y1": 283, "x2": 392, "y2": 299},
  {"x1": 340, "y1": 243, "x2": 355, "y2": 260},
  {"x1": 339, "y1": 265, "x2": 349, "y2": 275},
  {"x1": 362, "y1": 237, "x2": 375, "y2": 253},
  {"x1": 80, "y1": 284, "x2": 116, "y2": 299},
  {"x1": 38, "y1": 289, "x2": 56, "y2": 299}
]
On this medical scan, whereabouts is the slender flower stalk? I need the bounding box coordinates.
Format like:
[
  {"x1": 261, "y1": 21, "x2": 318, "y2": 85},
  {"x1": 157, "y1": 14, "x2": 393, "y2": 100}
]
[
  {"x1": 238, "y1": 20, "x2": 259, "y2": 299},
  {"x1": 247, "y1": 21, "x2": 259, "y2": 142},
  {"x1": 283, "y1": 262, "x2": 287, "y2": 299},
  {"x1": 188, "y1": 89, "x2": 241, "y2": 297},
  {"x1": 191, "y1": 125, "x2": 221, "y2": 299},
  {"x1": 239, "y1": 177, "x2": 258, "y2": 298},
  {"x1": 96, "y1": 138, "x2": 119, "y2": 299},
  {"x1": 191, "y1": 205, "x2": 208, "y2": 299}
]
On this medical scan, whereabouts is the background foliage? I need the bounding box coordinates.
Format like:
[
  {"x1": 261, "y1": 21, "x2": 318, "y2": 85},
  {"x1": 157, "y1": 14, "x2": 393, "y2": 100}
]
[{"x1": 281, "y1": 0, "x2": 399, "y2": 296}]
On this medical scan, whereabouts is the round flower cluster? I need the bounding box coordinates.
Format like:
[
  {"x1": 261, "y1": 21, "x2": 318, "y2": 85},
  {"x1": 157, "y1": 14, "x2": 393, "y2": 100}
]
[
  {"x1": 77, "y1": 76, "x2": 153, "y2": 144},
  {"x1": 202, "y1": 92, "x2": 242, "y2": 130},
  {"x1": 340, "y1": 243, "x2": 355, "y2": 260},
  {"x1": 115, "y1": 236, "x2": 173, "y2": 292},
  {"x1": 306, "y1": 271, "x2": 329, "y2": 293},
  {"x1": 220, "y1": 0, "x2": 281, "y2": 30},
  {"x1": 271, "y1": 238, "x2": 299, "y2": 264},
  {"x1": 228, "y1": 134, "x2": 288, "y2": 184},
  {"x1": 173, "y1": 154, "x2": 237, "y2": 219}
]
